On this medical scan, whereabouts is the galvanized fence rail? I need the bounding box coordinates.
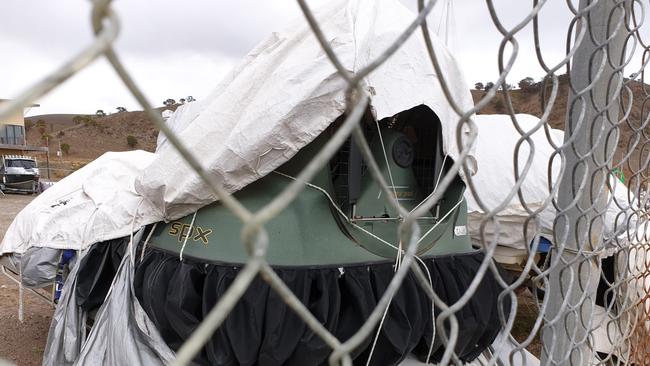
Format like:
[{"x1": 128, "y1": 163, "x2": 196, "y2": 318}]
[{"x1": 2, "y1": 0, "x2": 650, "y2": 365}]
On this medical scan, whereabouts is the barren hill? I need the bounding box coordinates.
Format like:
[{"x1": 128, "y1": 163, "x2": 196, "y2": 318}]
[
  {"x1": 25, "y1": 109, "x2": 168, "y2": 179},
  {"x1": 25, "y1": 114, "x2": 85, "y2": 130},
  {"x1": 472, "y1": 76, "x2": 646, "y2": 183},
  {"x1": 26, "y1": 111, "x2": 160, "y2": 157},
  {"x1": 26, "y1": 77, "x2": 647, "y2": 182}
]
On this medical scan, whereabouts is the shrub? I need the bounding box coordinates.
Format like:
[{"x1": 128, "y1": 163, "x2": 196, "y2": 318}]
[
  {"x1": 126, "y1": 135, "x2": 138, "y2": 147},
  {"x1": 72, "y1": 115, "x2": 96, "y2": 126},
  {"x1": 56, "y1": 131, "x2": 65, "y2": 138},
  {"x1": 61, "y1": 143, "x2": 70, "y2": 155}
]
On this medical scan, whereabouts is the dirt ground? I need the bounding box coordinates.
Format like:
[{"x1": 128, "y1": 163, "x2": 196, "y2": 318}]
[{"x1": 0, "y1": 193, "x2": 52, "y2": 366}]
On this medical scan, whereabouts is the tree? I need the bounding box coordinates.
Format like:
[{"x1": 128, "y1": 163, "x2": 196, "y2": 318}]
[
  {"x1": 179, "y1": 98, "x2": 186, "y2": 104},
  {"x1": 126, "y1": 135, "x2": 138, "y2": 147},
  {"x1": 187, "y1": 96, "x2": 195, "y2": 102},
  {"x1": 474, "y1": 82, "x2": 484, "y2": 90},
  {"x1": 116, "y1": 107, "x2": 127, "y2": 113},
  {"x1": 36, "y1": 119, "x2": 47, "y2": 134},
  {"x1": 518, "y1": 77, "x2": 535, "y2": 90},
  {"x1": 484, "y1": 82, "x2": 495, "y2": 90},
  {"x1": 61, "y1": 143, "x2": 70, "y2": 155},
  {"x1": 96, "y1": 109, "x2": 106, "y2": 117},
  {"x1": 163, "y1": 99, "x2": 176, "y2": 106}
]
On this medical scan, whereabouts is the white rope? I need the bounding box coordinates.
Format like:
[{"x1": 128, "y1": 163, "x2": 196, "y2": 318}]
[
  {"x1": 373, "y1": 120, "x2": 399, "y2": 202},
  {"x1": 417, "y1": 255, "x2": 437, "y2": 363},
  {"x1": 179, "y1": 211, "x2": 198, "y2": 262},
  {"x1": 273, "y1": 170, "x2": 463, "y2": 251},
  {"x1": 140, "y1": 222, "x2": 158, "y2": 263},
  {"x1": 273, "y1": 170, "x2": 439, "y2": 363},
  {"x1": 417, "y1": 197, "x2": 464, "y2": 245},
  {"x1": 127, "y1": 200, "x2": 145, "y2": 265},
  {"x1": 18, "y1": 267, "x2": 24, "y2": 323},
  {"x1": 409, "y1": 154, "x2": 448, "y2": 215},
  {"x1": 366, "y1": 292, "x2": 394, "y2": 366}
]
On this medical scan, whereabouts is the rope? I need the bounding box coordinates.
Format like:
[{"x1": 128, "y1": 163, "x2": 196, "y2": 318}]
[
  {"x1": 179, "y1": 211, "x2": 198, "y2": 262},
  {"x1": 272, "y1": 170, "x2": 439, "y2": 364},
  {"x1": 140, "y1": 222, "x2": 158, "y2": 263},
  {"x1": 409, "y1": 154, "x2": 448, "y2": 214},
  {"x1": 373, "y1": 119, "x2": 399, "y2": 202}
]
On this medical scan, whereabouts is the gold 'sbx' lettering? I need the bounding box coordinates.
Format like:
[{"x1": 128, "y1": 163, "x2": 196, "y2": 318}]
[{"x1": 168, "y1": 222, "x2": 213, "y2": 245}]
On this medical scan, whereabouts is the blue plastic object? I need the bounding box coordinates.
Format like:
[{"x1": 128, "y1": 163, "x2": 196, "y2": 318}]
[
  {"x1": 54, "y1": 249, "x2": 76, "y2": 301},
  {"x1": 532, "y1": 237, "x2": 552, "y2": 253}
]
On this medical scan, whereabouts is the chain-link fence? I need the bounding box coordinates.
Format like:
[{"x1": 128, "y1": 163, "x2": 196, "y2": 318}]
[{"x1": 3, "y1": 0, "x2": 650, "y2": 365}]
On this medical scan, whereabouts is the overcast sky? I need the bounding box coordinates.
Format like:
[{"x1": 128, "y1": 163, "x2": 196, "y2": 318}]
[{"x1": 0, "y1": 0, "x2": 631, "y2": 116}]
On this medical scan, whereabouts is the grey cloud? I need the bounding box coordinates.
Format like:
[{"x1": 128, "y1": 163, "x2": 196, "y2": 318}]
[
  {"x1": 5, "y1": 0, "x2": 650, "y2": 115},
  {"x1": 0, "y1": 0, "x2": 304, "y2": 58}
]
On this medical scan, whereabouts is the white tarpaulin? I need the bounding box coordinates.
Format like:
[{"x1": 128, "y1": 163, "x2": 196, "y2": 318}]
[
  {"x1": 0, "y1": 151, "x2": 158, "y2": 255},
  {"x1": 135, "y1": 0, "x2": 475, "y2": 221},
  {"x1": 155, "y1": 101, "x2": 203, "y2": 153},
  {"x1": 466, "y1": 114, "x2": 634, "y2": 251},
  {"x1": 0, "y1": 0, "x2": 473, "y2": 255}
]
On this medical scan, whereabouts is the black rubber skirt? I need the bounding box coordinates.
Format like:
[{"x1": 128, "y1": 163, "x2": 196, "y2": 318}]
[
  {"x1": 137, "y1": 250, "x2": 508, "y2": 365},
  {"x1": 75, "y1": 238, "x2": 509, "y2": 365}
]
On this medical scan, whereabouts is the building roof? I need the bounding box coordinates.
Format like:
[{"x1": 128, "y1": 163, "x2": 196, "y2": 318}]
[{"x1": 0, "y1": 99, "x2": 40, "y2": 108}]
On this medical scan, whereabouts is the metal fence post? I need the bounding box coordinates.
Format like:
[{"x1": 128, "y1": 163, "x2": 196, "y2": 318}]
[{"x1": 541, "y1": 0, "x2": 627, "y2": 364}]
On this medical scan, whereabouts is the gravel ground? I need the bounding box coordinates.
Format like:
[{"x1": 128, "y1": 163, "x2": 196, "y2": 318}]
[{"x1": 0, "y1": 193, "x2": 52, "y2": 366}]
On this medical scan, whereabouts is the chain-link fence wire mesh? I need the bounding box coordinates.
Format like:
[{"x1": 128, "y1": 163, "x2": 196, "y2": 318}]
[{"x1": 3, "y1": 0, "x2": 650, "y2": 365}]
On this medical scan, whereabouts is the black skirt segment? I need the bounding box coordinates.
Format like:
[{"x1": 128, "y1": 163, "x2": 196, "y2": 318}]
[{"x1": 130, "y1": 248, "x2": 508, "y2": 365}]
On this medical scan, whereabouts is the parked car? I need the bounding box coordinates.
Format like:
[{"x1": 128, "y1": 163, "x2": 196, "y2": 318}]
[{"x1": 0, "y1": 155, "x2": 40, "y2": 194}]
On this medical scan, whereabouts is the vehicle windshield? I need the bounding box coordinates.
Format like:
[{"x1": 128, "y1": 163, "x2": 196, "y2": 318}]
[{"x1": 6, "y1": 159, "x2": 36, "y2": 169}]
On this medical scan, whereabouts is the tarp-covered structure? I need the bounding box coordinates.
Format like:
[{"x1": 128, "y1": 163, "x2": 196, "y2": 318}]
[
  {"x1": 0, "y1": 0, "x2": 475, "y2": 257},
  {"x1": 0, "y1": 150, "x2": 157, "y2": 255},
  {"x1": 0, "y1": 0, "x2": 513, "y2": 365},
  {"x1": 466, "y1": 114, "x2": 635, "y2": 254}
]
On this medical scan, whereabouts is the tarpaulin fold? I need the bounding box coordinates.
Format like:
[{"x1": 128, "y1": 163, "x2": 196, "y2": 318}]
[{"x1": 74, "y1": 230, "x2": 176, "y2": 365}]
